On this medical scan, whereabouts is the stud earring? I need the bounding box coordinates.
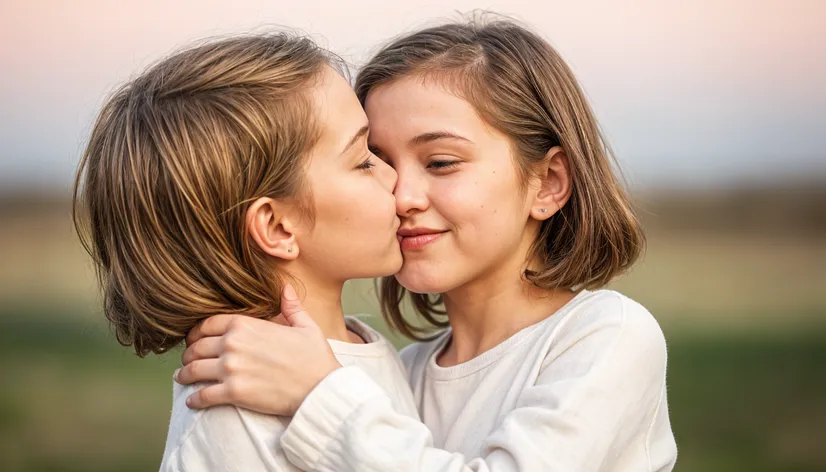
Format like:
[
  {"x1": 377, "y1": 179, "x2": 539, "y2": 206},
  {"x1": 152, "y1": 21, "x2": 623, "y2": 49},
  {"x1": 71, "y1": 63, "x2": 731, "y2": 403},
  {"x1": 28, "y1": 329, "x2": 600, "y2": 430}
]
[
  {"x1": 287, "y1": 247, "x2": 293, "y2": 253},
  {"x1": 540, "y1": 208, "x2": 547, "y2": 213}
]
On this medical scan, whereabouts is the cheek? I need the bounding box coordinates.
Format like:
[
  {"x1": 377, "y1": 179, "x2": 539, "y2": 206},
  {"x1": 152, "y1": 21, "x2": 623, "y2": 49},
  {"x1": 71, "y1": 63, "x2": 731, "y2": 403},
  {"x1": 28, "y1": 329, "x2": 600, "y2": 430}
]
[
  {"x1": 352, "y1": 179, "x2": 395, "y2": 227},
  {"x1": 315, "y1": 177, "x2": 395, "y2": 240},
  {"x1": 434, "y1": 168, "x2": 526, "y2": 238},
  {"x1": 430, "y1": 175, "x2": 483, "y2": 228}
]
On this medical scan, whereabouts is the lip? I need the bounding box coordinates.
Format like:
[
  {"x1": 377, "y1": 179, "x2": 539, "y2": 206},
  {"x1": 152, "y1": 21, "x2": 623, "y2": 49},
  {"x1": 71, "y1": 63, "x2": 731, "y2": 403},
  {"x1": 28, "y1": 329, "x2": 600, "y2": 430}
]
[{"x1": 397, "y1": 227, "x2": 448, "y2": 251}]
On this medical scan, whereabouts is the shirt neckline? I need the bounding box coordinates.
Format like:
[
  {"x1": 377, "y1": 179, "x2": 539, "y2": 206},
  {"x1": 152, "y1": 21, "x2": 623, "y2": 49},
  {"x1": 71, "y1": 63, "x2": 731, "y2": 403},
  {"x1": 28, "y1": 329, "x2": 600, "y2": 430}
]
[{"x1": 425, "y1": 289, "x2": 591, "y2": 381}]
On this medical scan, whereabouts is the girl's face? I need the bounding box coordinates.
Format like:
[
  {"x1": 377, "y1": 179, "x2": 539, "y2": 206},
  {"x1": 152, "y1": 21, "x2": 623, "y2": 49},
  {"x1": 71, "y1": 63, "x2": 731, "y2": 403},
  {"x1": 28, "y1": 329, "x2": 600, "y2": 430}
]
[
  {"x1": 365, "y1": 76, "x2": 541, "y2": 294},
  {"x1": 296, "y1": 67, "x2": 402, "y2": 283}
]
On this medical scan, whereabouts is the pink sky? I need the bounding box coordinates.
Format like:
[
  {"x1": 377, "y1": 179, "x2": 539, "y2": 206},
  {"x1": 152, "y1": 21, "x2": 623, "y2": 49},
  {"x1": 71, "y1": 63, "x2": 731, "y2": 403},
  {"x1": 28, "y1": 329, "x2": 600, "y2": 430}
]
[{"x1": 2, "y1": 0, "x2": 825, "y2": 190}]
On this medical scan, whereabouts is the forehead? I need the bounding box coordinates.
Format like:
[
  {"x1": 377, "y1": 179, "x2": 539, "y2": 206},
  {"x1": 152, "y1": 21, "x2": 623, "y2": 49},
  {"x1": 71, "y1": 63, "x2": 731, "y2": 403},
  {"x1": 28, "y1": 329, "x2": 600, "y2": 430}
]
[
  {"x1": 364, "y1": 76, "x2": 488, "y2": 142},
  {"x1": 310, "y1": 66, "x2": 367, "y2": 154}
]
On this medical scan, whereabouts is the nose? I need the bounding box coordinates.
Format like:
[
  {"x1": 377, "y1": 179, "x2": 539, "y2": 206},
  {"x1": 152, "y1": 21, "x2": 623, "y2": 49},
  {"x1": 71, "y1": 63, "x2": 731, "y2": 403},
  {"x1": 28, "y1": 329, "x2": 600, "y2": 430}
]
[
  {"x1": 377, "y1": 158, "x2": 398, "y2": 192},
  {"x1": 394, "y1": 163, "x2": 429, "y2": 217}
]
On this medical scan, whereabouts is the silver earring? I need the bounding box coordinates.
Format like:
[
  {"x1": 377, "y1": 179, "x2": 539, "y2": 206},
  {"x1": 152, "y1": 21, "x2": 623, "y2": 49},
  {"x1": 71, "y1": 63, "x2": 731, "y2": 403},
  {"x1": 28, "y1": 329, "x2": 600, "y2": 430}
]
[
  {"x1": 540, "y1": 208, "x2": 547, "y2": 213},
  {"x1": 287, "y1": 247, "x2": 293, "y2": 253}
]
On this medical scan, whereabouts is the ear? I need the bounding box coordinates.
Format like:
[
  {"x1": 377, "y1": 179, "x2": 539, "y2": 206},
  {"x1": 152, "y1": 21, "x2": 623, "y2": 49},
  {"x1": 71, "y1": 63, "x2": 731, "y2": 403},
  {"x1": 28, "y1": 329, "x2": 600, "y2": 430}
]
[
  {"x1": 530, "y1": 146, "x2": 572, "y2": 221},
  {"x1": 246, "y1": 197, "x2": 299, "y2": 260}
]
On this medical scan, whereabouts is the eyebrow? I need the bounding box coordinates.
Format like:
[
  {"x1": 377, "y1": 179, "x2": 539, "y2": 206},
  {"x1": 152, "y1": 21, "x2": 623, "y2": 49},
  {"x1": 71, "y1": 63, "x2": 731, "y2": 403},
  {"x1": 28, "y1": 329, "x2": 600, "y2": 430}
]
[
  {"x1": 341, "y1": 125, "x2": 370, "y2": 155},
  {"x1": 408, "y1": 131, "x2": 473, "y2": 147}
]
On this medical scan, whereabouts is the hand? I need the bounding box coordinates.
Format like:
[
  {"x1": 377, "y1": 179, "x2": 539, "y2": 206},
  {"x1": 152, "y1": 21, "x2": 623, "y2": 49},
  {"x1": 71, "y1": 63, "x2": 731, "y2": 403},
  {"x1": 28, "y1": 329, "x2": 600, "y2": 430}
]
[{"x1": 175, "y1": 284, "x2": 342, "y2": 416}]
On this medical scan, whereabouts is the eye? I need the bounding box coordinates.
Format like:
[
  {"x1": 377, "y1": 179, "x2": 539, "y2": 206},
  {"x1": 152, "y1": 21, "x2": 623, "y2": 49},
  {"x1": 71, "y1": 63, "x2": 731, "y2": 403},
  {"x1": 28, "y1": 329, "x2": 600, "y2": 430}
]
[
  {"x1": 356, "y1": 156, "x2": 376, "y2": 171},
  {"x1": 427, "y1": 159, "x2": 460, "y2": 171}
]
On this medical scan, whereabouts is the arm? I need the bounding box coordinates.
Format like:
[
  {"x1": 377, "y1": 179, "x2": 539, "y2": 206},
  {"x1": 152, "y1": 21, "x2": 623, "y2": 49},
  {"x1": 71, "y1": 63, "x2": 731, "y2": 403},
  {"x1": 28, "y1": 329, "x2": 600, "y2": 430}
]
[{"x1": 280, "y1": 300, "x2": 671, "y2": 472}]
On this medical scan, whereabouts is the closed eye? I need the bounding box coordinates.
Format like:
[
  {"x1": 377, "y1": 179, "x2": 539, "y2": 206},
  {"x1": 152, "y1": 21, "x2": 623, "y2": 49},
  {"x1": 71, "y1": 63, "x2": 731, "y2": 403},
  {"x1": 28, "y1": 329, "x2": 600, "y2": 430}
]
[
  {"x1": 356, "y1": 155, "x2": 376, "y2": 171},
  {"x1": 427, "y1": 160, "x2": 460, "y2": 170}
]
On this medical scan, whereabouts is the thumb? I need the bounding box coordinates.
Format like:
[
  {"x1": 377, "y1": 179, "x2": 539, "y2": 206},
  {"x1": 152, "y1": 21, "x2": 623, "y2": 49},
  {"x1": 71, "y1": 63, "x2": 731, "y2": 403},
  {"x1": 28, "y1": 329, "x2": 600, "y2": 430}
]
[{"x1": 280, "y1": 284, "x2": 318, "y2": 329}]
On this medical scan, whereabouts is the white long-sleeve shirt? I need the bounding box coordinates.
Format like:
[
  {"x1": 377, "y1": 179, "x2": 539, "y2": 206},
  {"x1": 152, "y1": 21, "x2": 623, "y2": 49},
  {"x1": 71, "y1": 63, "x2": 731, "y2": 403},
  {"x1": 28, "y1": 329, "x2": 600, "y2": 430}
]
[
  {"x1": 158, "y1": 316, "x2": 419, "y2": 472},
  {"x1": 281, "y1": 289, "x2": 678, "y2": 471}
]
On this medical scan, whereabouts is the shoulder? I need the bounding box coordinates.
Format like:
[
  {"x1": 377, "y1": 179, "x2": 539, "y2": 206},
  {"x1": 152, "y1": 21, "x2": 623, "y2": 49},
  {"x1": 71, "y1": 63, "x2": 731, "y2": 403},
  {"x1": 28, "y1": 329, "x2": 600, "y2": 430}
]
[
  {"x1": 341, "y1": 315, "x2": 406, "y2": 367},
  {"x1": 164, "y1": 382, "x2": 206, "y2": 452},
  {"x1": 343, "y1": 315, "x2": 387, "y2": 344},
  {"x1": 542, "y1": 290, "x2": 668, "y2": 375},
  {"x1": 162, "y1": 382, "x2": 289, "y2": 469},
  {"x1": 560, "y1": 290, "x2": 664, "y2": 344}
]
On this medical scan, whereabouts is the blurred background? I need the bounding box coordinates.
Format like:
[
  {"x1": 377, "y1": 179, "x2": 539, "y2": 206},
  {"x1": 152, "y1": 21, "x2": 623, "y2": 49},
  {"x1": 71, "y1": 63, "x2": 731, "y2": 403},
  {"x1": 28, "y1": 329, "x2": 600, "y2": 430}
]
[{"x1": 1, "y1": 1, "x2": 824, "y2": 471}]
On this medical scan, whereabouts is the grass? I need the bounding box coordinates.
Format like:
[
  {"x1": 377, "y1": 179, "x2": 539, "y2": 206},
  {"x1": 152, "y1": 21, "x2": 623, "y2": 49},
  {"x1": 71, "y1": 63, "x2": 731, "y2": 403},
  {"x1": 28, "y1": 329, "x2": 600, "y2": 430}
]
[
  {"x1": 666, "y1": 331, "x2": 826, "y2": 471},
  {"x1": 1, "y1": 305, "x2": 824, "y2": 471}
]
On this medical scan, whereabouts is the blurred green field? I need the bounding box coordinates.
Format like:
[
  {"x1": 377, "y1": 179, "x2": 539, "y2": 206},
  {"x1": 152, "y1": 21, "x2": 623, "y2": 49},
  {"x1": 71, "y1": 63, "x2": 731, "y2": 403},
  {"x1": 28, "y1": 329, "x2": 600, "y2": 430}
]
[
  {"x1": 1, "y1": 189, "x2": 824, "y2": 471},
  {"x1": 1, "y1": 303, "x2": 824, "y2": 472}
]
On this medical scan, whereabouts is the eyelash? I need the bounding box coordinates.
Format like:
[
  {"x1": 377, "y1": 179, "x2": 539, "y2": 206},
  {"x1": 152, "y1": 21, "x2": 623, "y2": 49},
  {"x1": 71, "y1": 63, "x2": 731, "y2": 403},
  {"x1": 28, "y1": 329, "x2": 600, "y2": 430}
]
[
  {"x1": 428, "y1": 160, "x2": 459, "y2": 170},
  {"x1": 356, "y1": 156, "x2": 376, "y2": 171},
  {"x1": 358, "y1": 151, "x2": 458, "y2": 172}
]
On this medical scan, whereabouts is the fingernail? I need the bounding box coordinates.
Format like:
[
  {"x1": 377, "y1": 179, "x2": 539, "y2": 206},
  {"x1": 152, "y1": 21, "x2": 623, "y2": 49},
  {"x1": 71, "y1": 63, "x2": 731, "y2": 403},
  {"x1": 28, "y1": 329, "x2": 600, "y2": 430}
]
[
  {"x1": 173, "y1": 368, "x2": 180, "y2": 382},
  {"x1": 284, "y1": 284, "x2": 298, "y2": 301}
]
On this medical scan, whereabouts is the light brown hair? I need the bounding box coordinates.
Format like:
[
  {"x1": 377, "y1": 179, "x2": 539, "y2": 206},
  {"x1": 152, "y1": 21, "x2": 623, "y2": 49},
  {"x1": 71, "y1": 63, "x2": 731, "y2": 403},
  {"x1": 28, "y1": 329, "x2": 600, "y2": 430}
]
[
  {"x1": 356, "y1": 17, "x2": 646, "y2": 340},
  {"x1": 73, "y1": 33, "x2": 335, "y2": 356}
]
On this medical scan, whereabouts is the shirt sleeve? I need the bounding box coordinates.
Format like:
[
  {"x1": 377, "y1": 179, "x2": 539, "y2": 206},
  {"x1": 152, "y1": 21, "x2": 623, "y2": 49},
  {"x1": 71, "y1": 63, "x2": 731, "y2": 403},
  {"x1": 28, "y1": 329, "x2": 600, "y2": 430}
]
[
  {"x1": 280, "y1": 298, "x2": 675, "y2": 472},
  {"x1": 161, "y1": 405, "x2": 293, "y2": 472}
]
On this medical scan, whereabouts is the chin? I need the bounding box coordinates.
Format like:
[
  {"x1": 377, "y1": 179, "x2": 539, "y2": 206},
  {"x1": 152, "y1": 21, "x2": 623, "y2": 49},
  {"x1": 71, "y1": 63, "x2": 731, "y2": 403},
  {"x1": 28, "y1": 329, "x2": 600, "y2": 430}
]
[
  {"x1": 374, "y1": 251, "x2": 403, "y2": 277},
  {"x1": 383, "y1": 261, "x2": 404, "y2": 277},
  {"x1": 395, "y1": 266, "x2": 454, "y2": 295}
]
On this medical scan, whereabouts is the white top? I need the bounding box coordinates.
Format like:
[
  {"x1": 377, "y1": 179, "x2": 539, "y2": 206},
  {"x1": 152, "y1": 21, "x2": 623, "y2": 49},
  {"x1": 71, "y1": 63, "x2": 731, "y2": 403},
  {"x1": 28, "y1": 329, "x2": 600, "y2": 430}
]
[
  {"x1": 281, "y1": 289, "x2": 678, "y2": 471},
  {"x1": 159, "y1": 316, "x2": 419, "y2": 472}
]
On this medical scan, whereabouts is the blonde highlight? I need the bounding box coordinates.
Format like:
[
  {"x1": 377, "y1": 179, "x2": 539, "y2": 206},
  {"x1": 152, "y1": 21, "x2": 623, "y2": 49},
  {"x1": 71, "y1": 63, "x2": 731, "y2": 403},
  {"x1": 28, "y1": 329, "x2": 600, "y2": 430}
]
[{"x1": 74, "y1": 33, "x2": 336, "y2": 356}]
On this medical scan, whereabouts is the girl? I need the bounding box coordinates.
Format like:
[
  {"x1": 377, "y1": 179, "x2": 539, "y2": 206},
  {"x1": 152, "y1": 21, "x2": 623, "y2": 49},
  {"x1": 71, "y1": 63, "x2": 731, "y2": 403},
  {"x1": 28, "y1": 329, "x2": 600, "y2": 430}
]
[
  {"x1": 73, "y1": 34, "x2": 418, "y2": 471},
  {"x1": 177, "y1": 18, "x2": 678, "y2": 471}
]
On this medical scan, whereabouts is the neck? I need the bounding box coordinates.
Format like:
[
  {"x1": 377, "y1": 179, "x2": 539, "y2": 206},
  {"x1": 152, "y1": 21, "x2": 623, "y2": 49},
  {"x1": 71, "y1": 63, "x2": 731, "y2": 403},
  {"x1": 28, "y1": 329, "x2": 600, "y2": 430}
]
[
  {"x1": 298, "y1": 282, "x2": 351, "y2": 342},
  {"x1": 440, "y1": 231, "x2": 576, "y2": 366},
  {"x1": 274, "y1": 265, "x2": 357, "y2": 343}
]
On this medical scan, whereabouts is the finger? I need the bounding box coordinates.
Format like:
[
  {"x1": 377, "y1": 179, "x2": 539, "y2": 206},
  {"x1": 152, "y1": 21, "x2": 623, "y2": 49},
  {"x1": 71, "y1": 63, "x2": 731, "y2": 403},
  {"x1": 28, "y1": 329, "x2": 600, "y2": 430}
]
[
  {"x1": 186, "y1": 384, "x2": 231, "y2": 409},
  {"x1": 174, "y1": 359, "x2": 223, "y2": 385},
  {"x1": 280, "y1": 284, "x2": 303, "y2": 316},
  {"x1": 280, "y1": 284, "x2": 318, "y2": 329},
  {"x1": 186, "y1": 314, "x2": 239, "y2": 346},
  {"x1": 284, "y1": 307, "x2": 318, "y2": 330},
  {"x1": 181, "y1": 337, "x2": 224, "y2": 366}
]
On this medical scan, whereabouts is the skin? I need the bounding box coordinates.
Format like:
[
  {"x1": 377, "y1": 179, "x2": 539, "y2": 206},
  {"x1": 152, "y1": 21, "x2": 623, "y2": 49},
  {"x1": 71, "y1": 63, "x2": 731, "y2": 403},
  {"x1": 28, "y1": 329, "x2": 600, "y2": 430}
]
[{"x1": 177, "y1": 74, "x2": 575, "y2": 412}]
